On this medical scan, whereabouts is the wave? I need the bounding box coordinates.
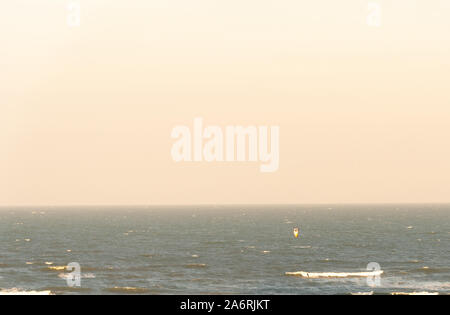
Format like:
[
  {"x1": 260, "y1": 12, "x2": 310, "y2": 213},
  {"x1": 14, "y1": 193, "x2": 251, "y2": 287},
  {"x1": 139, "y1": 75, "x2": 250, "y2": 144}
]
[
  {"x1": 391, "y1": 291, "x2": 439, "y2": 295},
  {"x1": 378, "y1": 278, "x2": 450, "y2": 292},
  {"x1": 185, "y1": 263, "x2": 207, "y2": 268},
  {"x1": 0, "y1": 264, "x2": 13, "y2": 268},
  {"x1": 410, "y1": 267, "x2": 450, "y2": 274},
  {"x1": 43, "y1": 286, "x2": 92, "y2": 293},
  {"x1": 81, "y1": 266, "x2": 110, "y2": 272},
  {"x1": 105, "y1": 287, "x2": 152, "y2": 294},
  {"x1": 46, "y1": 266, "x2": 66, "y2": 271},
  {"x1": 58, "y1": 273, "x2": 96, "y2": 279},
  {"x1": 0, "y1": 288, "x2": 52, "y2": 295},
  {"x1": 141, "y1": 254, "x2": 156, "y2": 258},
  {"x1": 45, "y1": 265, "x2": 111, "y2": 272},
  {"x1": 351, "y1": 291, "x2": 374, "y2": 295},
  {"x1": 286, "y1": 270, "x2": 383, "y2": 278}
]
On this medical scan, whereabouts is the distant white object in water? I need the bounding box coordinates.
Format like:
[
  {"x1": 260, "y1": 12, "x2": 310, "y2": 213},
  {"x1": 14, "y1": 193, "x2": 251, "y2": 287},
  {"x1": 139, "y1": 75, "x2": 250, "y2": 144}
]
[{"x1": 293, "y1": 227, "x2": 299, "y2": 238}]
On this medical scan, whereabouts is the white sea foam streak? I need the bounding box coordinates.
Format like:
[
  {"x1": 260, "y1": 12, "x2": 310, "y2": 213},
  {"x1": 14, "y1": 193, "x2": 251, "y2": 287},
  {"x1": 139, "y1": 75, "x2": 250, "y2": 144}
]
[
  {"x1": 285, "y1": 270, "x2": 383, "y2": 278},
  {"x1": 0, "y1": 289, "x2": 52, "y2": 295}
]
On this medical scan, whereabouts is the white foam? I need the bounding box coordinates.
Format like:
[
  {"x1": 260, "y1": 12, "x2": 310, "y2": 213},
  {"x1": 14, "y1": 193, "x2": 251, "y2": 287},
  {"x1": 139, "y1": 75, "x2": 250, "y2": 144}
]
[
  {"x1": 391, "y1": 291, "x2": 439, "y2": 295},
  {"x1": 286, "y1": 270, "x2": 383, "y2": 278},
  {"x1": 351, "y1": 291, "x2": 374, "y2": 295},
  {"x1": 58, "y1": 273, "x2": 95, "y2": 279},
  {"x1": 58, "y1": 273, "x2": 70, "y2": 280},
  {"x1": 47, "y1": 266, "x2": 66, "y2": 271},
  {"x1": 186, "y1": 263, "x2": 207, "y2": 268},
  {"x1": 0, "y1": 288, "x2": 52, "y2": 295}
]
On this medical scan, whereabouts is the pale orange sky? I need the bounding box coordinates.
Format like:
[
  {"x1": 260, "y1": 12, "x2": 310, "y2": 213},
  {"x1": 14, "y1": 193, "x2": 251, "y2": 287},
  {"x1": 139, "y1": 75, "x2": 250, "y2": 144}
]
[{"x1": 1, "y1": 1, "x2": 450, "y2": 205}]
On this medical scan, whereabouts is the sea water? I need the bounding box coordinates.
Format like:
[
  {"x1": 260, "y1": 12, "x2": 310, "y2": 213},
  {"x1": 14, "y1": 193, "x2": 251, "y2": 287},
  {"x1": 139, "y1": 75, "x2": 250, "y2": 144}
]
[{"x1": 0, "y1": 205, "x2": 448, "y2": 295}]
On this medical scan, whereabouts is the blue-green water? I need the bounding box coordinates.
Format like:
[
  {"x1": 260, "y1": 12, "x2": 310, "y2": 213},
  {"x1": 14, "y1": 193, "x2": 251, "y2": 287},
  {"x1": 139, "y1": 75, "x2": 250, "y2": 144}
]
[{"x1": 0, "y1": 205, "x2": 449, "y2": 295}]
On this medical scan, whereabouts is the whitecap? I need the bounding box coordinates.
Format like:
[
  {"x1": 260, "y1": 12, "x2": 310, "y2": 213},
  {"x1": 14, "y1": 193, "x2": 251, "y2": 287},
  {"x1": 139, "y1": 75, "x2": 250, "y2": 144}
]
[
  {"x1": 0, "y1": 288, "x2": 52, "y2": 295},
  {"x1": 351, "y1": 291, "x2": 373, "y2": 295},
  {"x1": 286, "y1": 270, "x2": 383, "y2": 278},
  {"x1": 105, "y1": 287, "x2": 150, "y2": 294},
  {"x1": 83, "y1": 273, "x2": 96, "y2": 279},
  {"x1": 391, "y1": 291, "x2": 438, "y2": 295},
  {"x1": 58, "y1": 273, "x2": 95, "y2": 279},
  {"x1": 47, "y1": 266, "x2": 66, "y2": 271}
]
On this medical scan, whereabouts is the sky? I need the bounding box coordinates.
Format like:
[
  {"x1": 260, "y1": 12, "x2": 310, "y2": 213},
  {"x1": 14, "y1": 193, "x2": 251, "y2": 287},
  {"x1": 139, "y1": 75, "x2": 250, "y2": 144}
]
[{"x1": 1, "y1": 1, "x2": 450, "y2": 205}]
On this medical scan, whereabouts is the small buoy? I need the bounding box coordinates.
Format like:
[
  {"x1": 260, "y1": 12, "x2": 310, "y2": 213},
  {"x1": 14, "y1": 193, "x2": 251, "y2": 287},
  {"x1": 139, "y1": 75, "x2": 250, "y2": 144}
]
[{"x1": 293, "y1": 227, "x2": 299, "y2": 238}]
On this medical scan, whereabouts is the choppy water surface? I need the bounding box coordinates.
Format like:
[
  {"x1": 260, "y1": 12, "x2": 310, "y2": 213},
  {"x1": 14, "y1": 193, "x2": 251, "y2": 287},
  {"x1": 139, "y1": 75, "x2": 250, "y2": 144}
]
[{"x1": 0, "y1": 205, "x2": 448, "y2": 295}]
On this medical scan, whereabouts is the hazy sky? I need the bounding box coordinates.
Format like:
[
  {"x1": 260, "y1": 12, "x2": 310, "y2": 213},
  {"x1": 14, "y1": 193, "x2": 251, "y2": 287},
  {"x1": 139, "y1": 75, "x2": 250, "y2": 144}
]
[{"x1": 1, "y1": 1, "x2": 450, "y2": 205}]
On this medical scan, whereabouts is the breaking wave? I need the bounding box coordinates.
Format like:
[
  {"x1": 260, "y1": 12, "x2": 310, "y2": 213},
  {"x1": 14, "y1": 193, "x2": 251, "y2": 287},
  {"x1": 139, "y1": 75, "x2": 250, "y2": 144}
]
[
  {"x1": 391, "y1": 291, "x2": 439, "y2": 295},
  {"x1": 286, "y1": 270, "x2": 383, "y2": 278},
  {"x1": 105, "y1": 287, "x2": 151, "y2": 294},
  {"x1": 185, "y1": 263, "x2": 207, "y2": 268},
  {"x1": 0, "y1": 288, "x2": 52, "y2": 295},
  {"x1": 46, "y1": 266, "x2": 67, "y2": 271},
  {"x1": 58, "y1": 273, "x2": 96, "y2": 279}
]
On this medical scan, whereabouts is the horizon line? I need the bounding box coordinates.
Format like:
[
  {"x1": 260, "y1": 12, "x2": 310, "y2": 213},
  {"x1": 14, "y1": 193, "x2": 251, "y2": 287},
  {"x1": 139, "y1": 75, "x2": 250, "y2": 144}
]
[{"x1": 1, "y1": 202, "x2": 449, "y2": 208}]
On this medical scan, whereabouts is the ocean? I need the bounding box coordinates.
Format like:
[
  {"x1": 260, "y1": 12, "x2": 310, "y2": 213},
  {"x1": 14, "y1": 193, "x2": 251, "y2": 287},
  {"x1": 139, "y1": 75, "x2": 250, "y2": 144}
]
[{"x1": 0, "y1": 205, "x2": 448, "y2": 295}]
